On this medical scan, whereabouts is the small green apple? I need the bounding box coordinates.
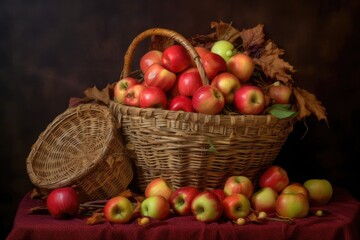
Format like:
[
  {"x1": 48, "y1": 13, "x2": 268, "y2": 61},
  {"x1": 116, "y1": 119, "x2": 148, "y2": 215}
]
[
  {"x1": 303, "y1": 179, "x2": 333, "y2": 204},
  {"x1": 211, "y1": 40, "x2": 235, "y2": 62}
]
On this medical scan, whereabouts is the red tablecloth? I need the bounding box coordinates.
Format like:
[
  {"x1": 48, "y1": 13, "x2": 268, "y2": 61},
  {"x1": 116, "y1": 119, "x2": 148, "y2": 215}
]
[{"x1": 6, "y1": 187, "x2": 360, "y2": 240}]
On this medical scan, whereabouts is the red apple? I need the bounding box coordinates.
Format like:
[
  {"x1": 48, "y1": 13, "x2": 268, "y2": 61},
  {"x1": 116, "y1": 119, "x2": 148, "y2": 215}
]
[
  {"x1": 195, "y1": 46, "x2": 210, "y2": 59},
  {"x1": 201, "y1": 52, "x2": 227, "y2": 80},
  {"x1": 143, "y1": 63, "x2": 177, "y2": 92},
  {"x1": 222, "y1": 193, "x2": 251, "y2": 220},
  {"x1": 251, "y1": 187, "x2": 278, "y2": 213},
  {"x1": 192, "y1": 85, "x2": 225, "y2": 115},
  {"x1": 259, "y1": 165, "x2": 290, "y2": 193},
  {"x1": 233, "y1": 85, "x2": 265, "y2": 115},
  {"x1": 103, "y1": 196, "x2": 134, "y2": 224},
  {"x1": 281, "y1": 183, "x2": 309, "y2": 200},
  {"x1": 144, "y1": 178, "x2": 174, "y2": 201},
  {"x1": 140, "y1": 195, "x2": 170, "y2": 220},
  {"x1": 162, "y1": 45, "x2": 191, "y2": 73},
  {"x1": 140, "y1": 50, "x2": 163, "y2": 74},
  {"x1": 113, "y1": 77, "x2": 139, "y2": 104},
  {"x1": 223, "y1": 175, "x2": 254, "y2": 199},
  {"x1": 46, "y1": 187, "x2": 79, "y2": 219},
  {"x1": 177, "y1": 67, "x2": 204, "y2": 97},
  {"x1": 268, "y1": 81, "x2": 292, "y2": 104},
  {"x1": 276, "y1": 192, "x2": 309, "y2": 218},
  {"x1": 170, "y1": 186, "x2": 200, "y2": 216},
  {"x1": 139, "y1": 86, "x2": 168, "y2": 109},
  {"x1": 211, "y1": 189, "x2": 226, "y2": 202},
  {"x1": 303, "y1": 179, "x2": 333, "y2": 204},
  {"x1": 124, "y1": 84, "x2": 146, "y2": 107},
  {"x1": 211, "y1": 72, "x2": 241, "y2": 104},
  {"x1": 227, "y1": 53, "x2": 255, "y2": 82},
  {"x1": 191, "y1": 191, "x2": 223, "y2": 223},
  {"x1": 168, "y1": 95, "x2": 195, "y2": 112}
]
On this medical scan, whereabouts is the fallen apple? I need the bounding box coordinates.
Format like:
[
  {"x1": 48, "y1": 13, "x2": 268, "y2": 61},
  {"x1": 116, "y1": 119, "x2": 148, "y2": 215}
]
[
  {"x1": 276, "y1": 192, "x2": 309, "y2": 218},
  {"x1": 259, "y1": 165, "x2": 289, "y2": 193},
  {"x1": 251, "y1": 187, "x2": 278, "y2": 213},
  {"x1": 170, "y1": 186, "x2": 200, "y2": 216},
  {"x1": 303, "y1": 179, "x2": 333, "y2": 204},
  {"x1": 103, "y1": 196, "x2": 134, "y2": 224},
  {"x1": 223, "y1": 175, "x2": 254, "y2": 199},
  {"x1": 144, "y1": 178, "x2": 174, "y2": 201},
  {"x1": 46, "y1": 187, "x2": 80, "y2": 219},
  {"x1": 191, "y1": 191, "x2": 223, "y2": 223},
  {"x1": 141, "y1": 195, "x2": 170, "y2": 220},
  {"x1": 222, "y1": 193, "x2": 251, "y2": 220}
]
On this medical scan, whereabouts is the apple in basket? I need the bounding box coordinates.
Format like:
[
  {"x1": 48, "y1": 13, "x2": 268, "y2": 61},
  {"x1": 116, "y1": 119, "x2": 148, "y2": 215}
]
[
  {"x1": 201, "y1": 52, "x2": 227, "y2": 80},
  {"x1": 170, "y1": 186, "x2": 200, "y2": 216},
  {"x1": 259, "y1": 165, "x2": 289, "y2": 193},
  {"x1": 46, "y1": 187, "x2": 80, "y2": 219},
  {"x1": 191, "y1": 191, "x2": 223, "y2": 223},
  {"x1": 177, "y1": 67, "x2": 204, "y2": 97},
  {"x1": 124, "y1": 84, "x2": 147, "y2": 107},
  {"x1": 139, "y1": 86, "x2": 168, "y2": 109},
  {"x1": 222, "y1": 193, "x2": 251, "y2": 220},
  {"x1": 211, "y1": 72, "x2": 241, "y2": 105},
  {"x1": 168, "y1": 95, "x2": 195, "y2": 112},
  {"x1": 103, "y1": 196, "x2": 134, "y2": 224},
  {"x1": 211, "y1": 40, "x2": 236, "y2": 62},
  {"x1": 141, "y1": 195, "x2": 170, "y2": 220},
  {"x1": 268, "y1": 81, "x2": 292, "y2": 104},
  {"x1": 140, "y1": 49, "x2": 163, "y2": 74},
  {"x1": 192, "y1": 85, "x2": 225, "y2": 115},
  {"x1": 233, "y1": 85, "x2": 266, "y2": 115},
  {"x1": 143, "y1": 63, "x2": 177, "y2": 92},
  {"x1": 194, "y1": 46, "x2": 210, "y2": 60},
  {"x1": 162, "y1": 45, "x2": 192, "y2": 73},
  {"x1": 251, "y1": 187, "x2": 278, "y2": 213},
  {"x1": 113, "y1": 77, "x2": 139, "y2": 104},
  {"x1": 227, "y1": 53, "x2": 255, "y2": 83},
  {"x1": 223, "y1": 175, "x2": 254, "y2": 199},
  {"x1": 303, "y1": 179, "x2": 333, "y2": 204},
  {"x1": 145, "y1": 178, "x2": 174, "y2": 201}
]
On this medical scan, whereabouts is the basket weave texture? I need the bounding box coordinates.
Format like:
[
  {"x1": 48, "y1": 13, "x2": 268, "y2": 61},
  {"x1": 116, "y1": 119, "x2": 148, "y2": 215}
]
[
  {"x1": 26, "y1": 103, "x2": 134, "y2": 202},
  {"x1": 110, "y1": 28, "x2": 295, "y2": 191}
]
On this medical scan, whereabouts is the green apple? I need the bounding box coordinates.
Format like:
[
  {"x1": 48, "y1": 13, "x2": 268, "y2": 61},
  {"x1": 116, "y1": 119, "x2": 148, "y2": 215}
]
[
  {"x1": 251, "y1": 187, "x2": 278, "y2": 213},
  {"x1": 276, "y1": 192, "x2": 309, "y2": 218},
  {"x1": 211, "y1": 40, "x2": 235, "y2": 62},
  {"x1": 191, "y1": 191, "x2": 223, "y2": 223},
  {"x1": 303, "y1": 179, "x2": 333, "y2": 204}
]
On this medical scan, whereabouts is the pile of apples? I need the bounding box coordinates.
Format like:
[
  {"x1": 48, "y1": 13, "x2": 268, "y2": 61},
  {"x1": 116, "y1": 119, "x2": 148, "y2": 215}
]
[
  {"x1": 100, "y1": 165, "x2": 333, "y2": 224},
  {"x1": 113, "y1": 40, "x2": 292, "y2": 115}
]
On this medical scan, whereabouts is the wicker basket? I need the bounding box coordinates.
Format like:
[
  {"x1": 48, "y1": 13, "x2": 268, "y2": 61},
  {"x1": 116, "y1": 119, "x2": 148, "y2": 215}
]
[
  {"x1": 26, "y1": 103, "x2": 134, "y2": 202},
  {"x1": 110, "y1": 28, "x2": 295, "y2": 192}
]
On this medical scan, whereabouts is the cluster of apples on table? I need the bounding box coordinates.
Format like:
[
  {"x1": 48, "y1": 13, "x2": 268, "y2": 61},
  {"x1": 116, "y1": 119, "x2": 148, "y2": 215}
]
[
  {"x1": 113, "y1": 40, "x2": 292, "y2": 115},
  {"x1": 97, "y1": 165, "x2": 333, "y2": 225}
]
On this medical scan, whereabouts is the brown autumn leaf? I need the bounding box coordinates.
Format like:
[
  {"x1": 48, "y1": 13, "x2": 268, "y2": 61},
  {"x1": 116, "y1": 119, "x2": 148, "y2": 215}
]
[
  {"x1": 253, "y1": 40, "x2": 296, "y2": 83},
  {"x1": 150, "y1": 35, "x2": 175, "y2": 51},
  {"x1": 84, "y1": 85, "x2": 111, "y2": 105},
  {"x1": 239, "y1": 24, "x2": 266, "y2": 51},
  {"x1": 86, "y1": 211, "x2": 106, "y2": 225},
  {"x1": 210, "y1": 21, "x2": 242, "y2": 43},
  {"x1": 293, "y1": 87, "x2": 328, "y2": 123}
]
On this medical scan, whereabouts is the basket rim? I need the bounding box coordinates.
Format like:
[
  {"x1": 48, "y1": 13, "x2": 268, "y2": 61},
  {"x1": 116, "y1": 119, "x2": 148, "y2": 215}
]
[
  {"x1": 110, "y1": 101, "x2": 296, "y2": 127},
  {"x1": 26, "y1": 103, "x2": 118, "y2": 189}
]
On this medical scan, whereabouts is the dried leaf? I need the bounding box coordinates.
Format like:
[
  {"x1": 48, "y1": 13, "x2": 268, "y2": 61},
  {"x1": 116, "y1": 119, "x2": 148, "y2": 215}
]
[
  {"x1": 150, "y1": 35, "x2": 175, "y2": 51},
  {"x1": 30, "y1": 187, "x2": 47, "y2": 199},
  {"x1": 253, "y1": 41, "x2": 296, "y2": 83},
  {"x1": 28, "y1": 205, "x2": 49, "y2": 215},
  {"x1": 210, "y1": 21, "x2": 242, "y2": 43},
  {"x1": 133, "y1": 196, "x2": 145, "y2": 215},
  {"x1": 293, "y1": 87, "x2": 328, "y2": 123},
  {"x1": 239, "y1": 24, "x2": 266, "y2": 50},
  {"x1": 84, "y1": 85, "x2": 111, "y2": 105},
  {"x1": 86, "y1": 211, "x2": 106, "y2": 225},
  {"x1": 247, "y1": 212, "x2": 263, "y2": 224},
  {"x1": 118, "y1": 189, "x2": 133, "y2": 199}
]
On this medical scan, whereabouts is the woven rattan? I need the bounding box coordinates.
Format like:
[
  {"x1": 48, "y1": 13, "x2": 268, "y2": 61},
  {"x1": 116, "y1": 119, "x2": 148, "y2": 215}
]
[
  {"x1": 26, "y1": 103, "x2": 134, "y2": 202},
  {"x1": 110, "y1": 28, "x2": 295, "y2": 191}
]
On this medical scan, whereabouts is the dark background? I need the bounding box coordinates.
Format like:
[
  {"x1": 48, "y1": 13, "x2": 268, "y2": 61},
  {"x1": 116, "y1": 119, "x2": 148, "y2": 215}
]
[{"x1": 1, "y1": 0, "x2": 359, "y2": 238}]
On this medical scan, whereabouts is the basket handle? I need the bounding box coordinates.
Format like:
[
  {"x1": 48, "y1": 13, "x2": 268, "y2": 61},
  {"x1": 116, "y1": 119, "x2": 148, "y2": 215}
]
[{"x1": 122, "y1": 28, "x2": 209, "y2": 86}]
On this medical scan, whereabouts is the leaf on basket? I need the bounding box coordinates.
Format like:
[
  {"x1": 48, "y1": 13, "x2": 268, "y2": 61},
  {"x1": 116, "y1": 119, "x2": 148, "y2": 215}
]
[
  {"x1": 30, "y1": 187, "x2": 47, "y2": 199},
  {"x1": 86, "y1": 211, "x2": 106, "y2": 225},
  {"x1": 150, "y1": 35, "x2": 175, "y2": 51},
  {"x1": 239, "y1": 24, "x2": 266, "y2": 51},
  {"x1": 253, "y1": 41, "x2": 296, "y2": 83},
  {"x1": 210, "y1": 21, "x2": 242, "y2": 43},
  {"x1": 268, "y1": 104, "x2": 298, "y2": 119},
  {"x1": 84, "y1": 85, "x2": 111, "y2": 105},
  {"x1": 293, "y1": 87, "x2": 328, "y2": 123}
]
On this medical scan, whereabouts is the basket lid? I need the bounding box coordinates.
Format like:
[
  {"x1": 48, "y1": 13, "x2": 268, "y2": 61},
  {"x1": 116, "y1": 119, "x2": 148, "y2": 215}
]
[{"x1": 26, "y1": 103, "x2": 119, "y2": 189}]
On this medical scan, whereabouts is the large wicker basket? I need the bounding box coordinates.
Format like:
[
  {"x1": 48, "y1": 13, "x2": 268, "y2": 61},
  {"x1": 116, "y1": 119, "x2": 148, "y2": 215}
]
[
  {"x1": 26, "y1": 103, "x2": 134, "y2": 202},
  {"x1": 110, "y1": 28, "x2": 295, "y2": 192}
]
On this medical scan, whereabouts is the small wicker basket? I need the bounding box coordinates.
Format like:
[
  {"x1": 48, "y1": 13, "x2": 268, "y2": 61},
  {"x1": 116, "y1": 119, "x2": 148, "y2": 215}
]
[
  {"x1": 26, "y1": 103, "x2": 134, "y2": 202},
  {"x1": 110, "y1": 28, "x2": 295, "y2": 192}
]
